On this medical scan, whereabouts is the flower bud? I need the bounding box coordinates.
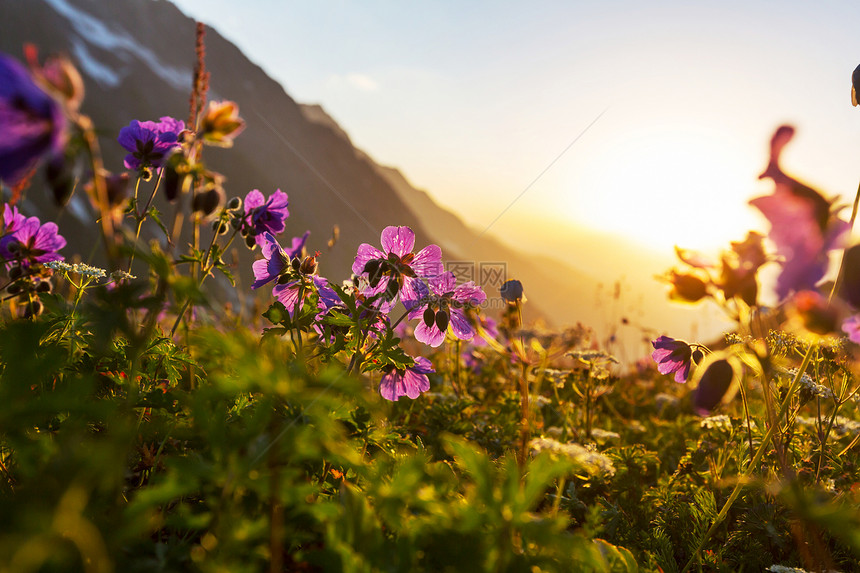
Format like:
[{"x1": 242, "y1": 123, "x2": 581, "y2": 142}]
[
  {"x1": 226, "y1": 196, "x2": 242, "y2": 211},
  {"x1": 423, "y1": 307, "x2": 435, "y2": 328},
  {"x1": 299, "y1": 255, "x2": 318, "y2": 275},
  {"x1": 500, "y1": 279, "x2": 524, "y2": 303},
  {"x1": 24, "y1": 299, "x2": 43, "y2": 318},
  {"x1": 668, "y1": 271, "x2": 708, "y2": 303},
  {"x1": 45, "y1": 153, "x2": 75, "y2": 206},
  {"x1": 693, "y1": 359, "x2": 735, "y2": 414},
  {"x1": 34, "y1": 280, "x2": 52, "y2": 293},
  {"x1": 25, "y1": 45, "x2": 85, "y2": 112},
  {"x1": 435, "y1": 309, "x2": 450, "y2": 331},
  {"x1": 8, "y1": 264, "x2": 23, "y2": 280},
  {"x1": 192, "y1": 187, "x2": 224, "y2": 219},
  {"x1": 384, "y1": 278, "x2": 400, "y2": 300},
  {"x1": 200, "y1": 100, "x2": 246, "y2": 147},
  {"x1": 105, "y1": 172, "x2": 130, "y2": 208}
]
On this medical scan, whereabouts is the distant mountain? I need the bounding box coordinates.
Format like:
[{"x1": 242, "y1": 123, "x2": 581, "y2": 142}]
[{"x1": 0, "y1": 0, "x2": 725, "y2": 361}]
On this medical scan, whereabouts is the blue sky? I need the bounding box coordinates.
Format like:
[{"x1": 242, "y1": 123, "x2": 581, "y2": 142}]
[{"x1": 171, "y1": 0, "x2": 860, "y2": 252}]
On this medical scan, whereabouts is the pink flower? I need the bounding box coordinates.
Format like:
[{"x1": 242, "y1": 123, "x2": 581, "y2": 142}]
[
  {"x1": 379, "y1": 356, "x2": 434, "y2": 401},
  {"x1": 651, "y1": 336, "x2": 693, "y2": 383},
  {"x1": 407, "y1": 271, "x2": 486, "y2": 347},
  {"x1": 352, "y1": 226, "x2": 442, "y2": 308}
]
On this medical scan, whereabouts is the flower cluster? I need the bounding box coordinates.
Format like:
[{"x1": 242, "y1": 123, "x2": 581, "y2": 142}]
[
  {"x1": 251, "y1": 222, "x2": 486, "y2": 401},
  {"x1": 528, "y1": 437, "x2": 616, "y2": 477}
]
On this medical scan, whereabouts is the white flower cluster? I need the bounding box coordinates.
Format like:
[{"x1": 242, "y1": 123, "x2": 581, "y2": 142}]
[
  {"x1": 795, "y1": 415, "x2": 860, "y2": 438},
  {"x1": 769, "y1": 565, "x2": 839, "y2": 573},
  {"x1": 528, "y1": 437, "x2": 616, "y2": 477},
  {"x1": 590, "y1": 428, "x2": 620, "y2": 440},
  {"x1": 700, "y1": 415, "x2": 732, "y2": 431},
  {"x1": 786, "y1": 368, "x2": 835, "y2": 401},
  {"x1": 542, "y1": 368, "x2": 570, "y2": 388},
  {"x1": 45, "y1": 260, "x2": 107, "y2": 278}
]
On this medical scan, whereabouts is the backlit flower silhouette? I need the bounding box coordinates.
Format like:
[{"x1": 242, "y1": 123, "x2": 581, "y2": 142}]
[
  {"x1": 352, "y1": 225, "x2": 442, "y2": 307},
  {"x1": 749, "y1": 125, "x2": 849, "y2": 299},
  {"x1": 379, "y1": 355, "x2": 434, "y2": 401},
  {"x1": 0, "y1": 52, "x2": 66, "y2": 185},
  {"x1": 117, "y1": 116, "x2": 184, "y2": 171},
  {"x1": 244, "y1": 188, "x2": 289, "y2": 246}
]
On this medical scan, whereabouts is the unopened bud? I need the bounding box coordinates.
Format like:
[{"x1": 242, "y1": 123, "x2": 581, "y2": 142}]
[
  {"x1": 200, "y1": 100, "x2": 246, "y2": 147},
  {"x1": 423, "y1": 307, "x2": 435, "y2": 328},
  {"x1": 693, "y1": 359, "x2": 734, "y2": 413},
  {"x1": 24, "y1": 299, "x2": 44, "y2": 318},
  {"x1": 8, "y1": 265, "x2": 23, "y2": 280},
  {"x1": 192, "y1": 187, "x2": 224, "y2": 218},
  {"x1": 435, "y1": 309, "x2": 449, "y2": 331},
  {"x1": 500, "y1": 279, "x2": 524, "y2": 303},
  {"x1": 668, "y1": 271, "x2": 708, "y2": 303},
  {"x1": 226, "y1": 196, "x2": 242, "y2": 211},
  {"x1": 299, "y1": 255, "x2": 318, "y2": 275}
]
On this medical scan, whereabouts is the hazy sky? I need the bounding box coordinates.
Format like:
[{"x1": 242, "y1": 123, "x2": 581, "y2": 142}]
[{"x1": 171, "y1": 0, "x2": 860, "y2": 253}]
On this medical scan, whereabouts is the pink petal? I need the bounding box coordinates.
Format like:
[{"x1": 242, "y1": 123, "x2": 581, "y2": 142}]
[
  {"x1": 411, "y1": 244, "x2": 443, "y2": 279},
  {"x1": 380, "y1": 226, "x2": 415, "y2": 257},
  {"x1": 352, "y1": 243, "x2": 385, "y2": 275}
]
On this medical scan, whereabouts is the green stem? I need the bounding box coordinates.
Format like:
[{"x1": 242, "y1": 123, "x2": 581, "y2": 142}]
[{"x1": 680, "y1": 344, "x2": 816, "y2": 573}]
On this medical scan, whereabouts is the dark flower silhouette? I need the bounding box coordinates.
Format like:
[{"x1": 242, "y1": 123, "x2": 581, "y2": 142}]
[{"x1": 0, "y1": 52, "x2": 66, "y2": 185}]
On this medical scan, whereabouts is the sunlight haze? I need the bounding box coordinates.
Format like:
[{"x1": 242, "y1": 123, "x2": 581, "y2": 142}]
[{"x1": 170, "y1": 0, "x2": 860, "y2": 257}]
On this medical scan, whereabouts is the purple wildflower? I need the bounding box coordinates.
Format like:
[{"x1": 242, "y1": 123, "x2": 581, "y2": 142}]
[
  {"x1": 0, "y1": 205, "x2": 65, "y2": 268},
  {"x1": 250, "y1": 231, "x2": 309, "y2": 289},
  {"x1": 250, "y1": 231, "x2": 337, "y2": 318},
  {"x1": 117, "y1": 116, "x2": 184, "y2": 171},
  {"x1": 274, "y1": 273, "x2": 338, "y2": 318},
  {"x1": 0, "y1": 52, "x2": 66, "y2": 185},
  {"x1": 244, "y1": 188, "x2": 289, "y2": 246},
  {"x1": 749, "y1": 125, "x2": 849, "y2": 300},
  {"x1": 352, "y1": 226, "x2": 443, "y2": 307},
  {"x1": 407, "y1": 271, "x2": 487, "y2": 347},
  {"x1": 651, "y1": 335, "x2": 693, "y2": 383},
  {"x1": 842, "y1": 315, "x2": 860, "y2": 344},
  {"x1": 379, "y1": 355, "x2": 434, "y2": 401}
]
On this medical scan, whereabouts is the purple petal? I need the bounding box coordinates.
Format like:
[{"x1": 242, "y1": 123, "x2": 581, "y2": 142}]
[
  {"x1": 400, "y1": 368, "x2": 431, "y2": 398},
  {"x1": 414, "y1": 320, "x2": 446, "y2": 348},
  {"x1": 380, "y1": 226, "x2": 415, "y2": 257},
  {"x1": 453, "y1": 281, "x2": 487, "y2": 306},
  {"x1": 273, "y1": 281, "x2": 301, "y2": 317},
  {"x1": 449, "y1": 308, "x2": 475, "y2": 341},
  {"x1": 352, "y1": 243, "x2": 385, "y2": 275},
  {"x1": 244, "y1": 189, "x2": 265, "y2": 211},
  {"x1": 400, "y1": 276, "x2": 429, "y2": 311},
  {"x1": 842, "y1": 315, "x2": 860, "y2": 344},
  {"x1": 411, "y1": 244, "x2": 443, "y2": 279},
  {"x1": 428, "y1": 271, "x2": 456, "y2": 295}
]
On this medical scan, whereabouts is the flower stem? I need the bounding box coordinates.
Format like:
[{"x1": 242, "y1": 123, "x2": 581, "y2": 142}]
[{"x1": 680, "y1": 343, "x2": 816, "y2": 573}]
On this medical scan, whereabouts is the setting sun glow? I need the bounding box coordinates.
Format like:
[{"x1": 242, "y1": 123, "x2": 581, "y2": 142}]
[{"x1": 565, "y1": 125, "x2": 765, "y2": 254}]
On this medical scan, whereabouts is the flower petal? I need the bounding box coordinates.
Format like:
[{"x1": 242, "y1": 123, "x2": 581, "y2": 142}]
[{"x1": 380, "y1": 226, "x2": 415, "y2": 257}]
